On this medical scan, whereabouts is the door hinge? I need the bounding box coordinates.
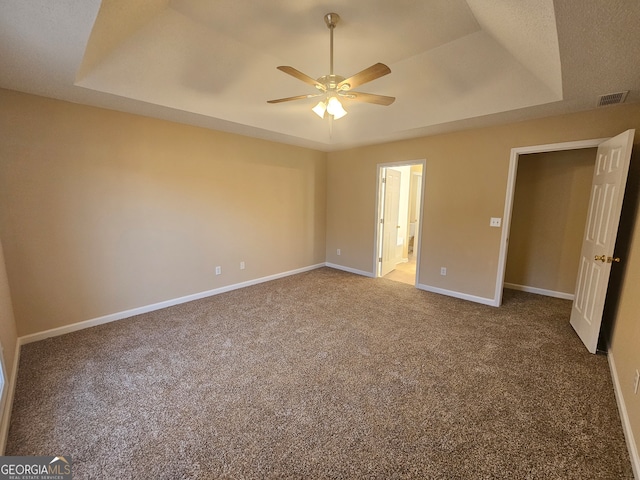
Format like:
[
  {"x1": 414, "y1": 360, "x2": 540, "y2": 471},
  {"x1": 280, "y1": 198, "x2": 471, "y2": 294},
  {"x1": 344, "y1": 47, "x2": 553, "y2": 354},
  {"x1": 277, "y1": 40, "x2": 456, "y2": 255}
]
[
  {"x1": 379, "y1": 257, "x2": 382, "y2": 263},
  {"x1": 380, "y1": 218, "x2": 384, "y2": 224},
  {"x1": 382, "y1": 177, "x2": 386, "y2": 184}
]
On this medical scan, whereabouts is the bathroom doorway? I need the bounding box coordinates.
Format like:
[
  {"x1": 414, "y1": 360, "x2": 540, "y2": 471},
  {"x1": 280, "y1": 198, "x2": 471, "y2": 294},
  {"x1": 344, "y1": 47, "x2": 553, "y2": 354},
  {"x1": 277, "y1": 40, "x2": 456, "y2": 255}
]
[{"x1": 375, "y1": 160, "x2": 425, "y2": 286}]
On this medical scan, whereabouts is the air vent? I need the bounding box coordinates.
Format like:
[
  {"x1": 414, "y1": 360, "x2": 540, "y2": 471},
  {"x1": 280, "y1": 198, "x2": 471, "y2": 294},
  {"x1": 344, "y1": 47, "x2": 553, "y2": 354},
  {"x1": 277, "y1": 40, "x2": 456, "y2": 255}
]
[{"x1": 597, "y1": 91, "x2": 629, "y2": 107}]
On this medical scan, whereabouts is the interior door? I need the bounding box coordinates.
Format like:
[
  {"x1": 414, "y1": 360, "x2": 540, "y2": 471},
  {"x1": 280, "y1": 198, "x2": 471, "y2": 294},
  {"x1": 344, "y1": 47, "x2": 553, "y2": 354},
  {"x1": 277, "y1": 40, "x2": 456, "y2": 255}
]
[
  {"x1": 381, "y1": 168, "x2": 401, "y2": 276},
  {"x1": 570, "y1": 129, "x2": 635, "y2": 353}
]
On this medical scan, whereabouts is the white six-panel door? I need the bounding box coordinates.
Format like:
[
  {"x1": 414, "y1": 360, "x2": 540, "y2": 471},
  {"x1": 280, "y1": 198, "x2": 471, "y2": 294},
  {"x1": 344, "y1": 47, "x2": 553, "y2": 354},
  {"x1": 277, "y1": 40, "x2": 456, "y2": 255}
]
[{"x1": 570, "y1": 129, "x2": 635, "y2": 353}]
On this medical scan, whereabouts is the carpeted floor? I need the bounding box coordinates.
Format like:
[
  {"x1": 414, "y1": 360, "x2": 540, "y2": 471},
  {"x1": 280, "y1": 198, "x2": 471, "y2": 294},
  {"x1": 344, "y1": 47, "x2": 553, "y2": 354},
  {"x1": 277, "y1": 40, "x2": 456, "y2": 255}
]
[{"x1": 6, "y1": 267, "x2": 633, "y2": 479}]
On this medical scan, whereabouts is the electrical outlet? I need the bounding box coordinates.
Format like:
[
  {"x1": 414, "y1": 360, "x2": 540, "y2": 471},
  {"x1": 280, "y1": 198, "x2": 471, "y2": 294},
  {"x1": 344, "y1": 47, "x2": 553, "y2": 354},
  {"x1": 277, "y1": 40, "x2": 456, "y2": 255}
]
[
  {"x1": 337, "y1": 248, "x2": 341, "y2": 256},
  {"x1": 634, "y1": 369, "x2": 639, "y2": 394},
  {"x1": 240, "y1": 261, "x2": 245, "y2": 270},
  {"x1": 490, "y1": 217, "x2": 502, "y2": 227},
  {"x1": 440, "y1": 267, "x2": 447, "y2": 276},
  {"x1": 215, "y1": 266, "x2": 222, "y2": 275}
]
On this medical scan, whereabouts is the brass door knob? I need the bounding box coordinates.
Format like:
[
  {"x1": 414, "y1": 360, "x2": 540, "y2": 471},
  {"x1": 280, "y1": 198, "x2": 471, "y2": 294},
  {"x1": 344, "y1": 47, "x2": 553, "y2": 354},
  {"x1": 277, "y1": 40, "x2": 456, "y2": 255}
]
[
  {"x1": 607, "y1": 256, "x2": 621, "y2": 263},
  {"x1": 594, "y1": 255, "x2": 606, "y2": 262}
]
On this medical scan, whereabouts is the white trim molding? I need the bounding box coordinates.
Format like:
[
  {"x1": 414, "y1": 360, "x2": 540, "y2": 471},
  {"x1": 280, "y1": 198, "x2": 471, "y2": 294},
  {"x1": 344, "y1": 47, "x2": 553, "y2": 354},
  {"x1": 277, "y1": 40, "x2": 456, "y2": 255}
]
[
  {"x1": 494, "y1": 137, "x2": 610, "y2": 307},
  {"x1": 608, "y1": 351, "x2": 640, "y2": 479},
  {"x1": 19, "y1": 263, "x2": 326, "y2": 345},
  {"x1": 373, "y1": 159, "x2": 427, "y2": 279},
  {"x1": 504, "y1": 283, "x2": 574, "y2": 300},
  {"x1": 417, "y1": 283, "x2": 497, "y2": 306},
  {"x1": 325, "y1": 263, "x2": 374, "y2": 278}
]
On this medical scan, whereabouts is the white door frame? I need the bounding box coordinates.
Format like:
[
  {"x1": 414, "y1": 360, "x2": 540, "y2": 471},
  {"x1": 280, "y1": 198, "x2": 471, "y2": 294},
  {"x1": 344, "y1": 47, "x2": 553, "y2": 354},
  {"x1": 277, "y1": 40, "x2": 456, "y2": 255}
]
[
  {"x1": 494, "y1": 138, "x2": 610, "y2": 306},
  {"x1": 374, "y1": 159, "x2": 427, "y2": 285}
]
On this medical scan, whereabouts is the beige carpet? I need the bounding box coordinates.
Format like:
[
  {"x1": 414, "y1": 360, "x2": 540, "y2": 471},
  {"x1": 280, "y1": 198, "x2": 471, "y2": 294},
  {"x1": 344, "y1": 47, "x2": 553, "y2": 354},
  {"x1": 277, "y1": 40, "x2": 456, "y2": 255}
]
[{"x1": 6, "y1": 267, "x2": 633, "y2": 479}]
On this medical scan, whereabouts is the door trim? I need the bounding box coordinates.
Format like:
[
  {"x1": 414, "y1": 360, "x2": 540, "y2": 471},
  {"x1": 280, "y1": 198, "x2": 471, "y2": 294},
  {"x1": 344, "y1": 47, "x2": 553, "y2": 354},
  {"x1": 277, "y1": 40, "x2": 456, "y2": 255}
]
[
  {"x1": 374, "y1": 159, "x2": 427, "y2": 285},
  {"x1": 494, "y1": 138, "x2": 610, "y2": 306}
]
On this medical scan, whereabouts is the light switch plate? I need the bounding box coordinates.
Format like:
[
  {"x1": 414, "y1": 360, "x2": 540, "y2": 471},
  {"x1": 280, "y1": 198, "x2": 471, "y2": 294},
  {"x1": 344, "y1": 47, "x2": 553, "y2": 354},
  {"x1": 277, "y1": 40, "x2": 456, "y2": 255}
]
[{"x1": 490, "y1": 217, "x2": 502, "y2": 227}]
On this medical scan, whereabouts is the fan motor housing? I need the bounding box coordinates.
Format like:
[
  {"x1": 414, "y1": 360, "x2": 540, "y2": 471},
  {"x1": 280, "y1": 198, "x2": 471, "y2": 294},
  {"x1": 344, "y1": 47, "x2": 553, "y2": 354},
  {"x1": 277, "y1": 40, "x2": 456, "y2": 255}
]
[{"x1": 317, "y1": 74, "x2": 347, "y2": 90}]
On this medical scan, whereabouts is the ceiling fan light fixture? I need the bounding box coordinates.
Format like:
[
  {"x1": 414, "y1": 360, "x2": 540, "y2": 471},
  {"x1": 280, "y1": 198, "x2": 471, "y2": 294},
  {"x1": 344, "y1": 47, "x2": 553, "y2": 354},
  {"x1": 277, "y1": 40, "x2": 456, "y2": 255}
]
[
  {"x1": 326, "y1": 96, "x2": 347, "y2": 119},
  {"x1": 312, "y1": 101, "x2": 327, "y2": 118},
  {"x1": 268, "y1": 12, "x2": 394, "y2": 120}
]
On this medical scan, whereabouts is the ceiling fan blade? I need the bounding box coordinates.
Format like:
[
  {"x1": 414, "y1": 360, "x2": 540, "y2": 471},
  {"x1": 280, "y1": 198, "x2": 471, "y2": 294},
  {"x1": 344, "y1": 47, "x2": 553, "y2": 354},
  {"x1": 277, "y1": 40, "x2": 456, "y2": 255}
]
[
  {"x1": 277, "y1": 66, "x2": 326, "y2": 91},
  {"x1": 337, "y1": 63, "x2": 391, "y2": 90},
  {"x1": 342, "y1": 91, "x2": 395, "y2": 106},
  {"x1": 267, "y1": 93, "x2": 323, "y2": 104}
]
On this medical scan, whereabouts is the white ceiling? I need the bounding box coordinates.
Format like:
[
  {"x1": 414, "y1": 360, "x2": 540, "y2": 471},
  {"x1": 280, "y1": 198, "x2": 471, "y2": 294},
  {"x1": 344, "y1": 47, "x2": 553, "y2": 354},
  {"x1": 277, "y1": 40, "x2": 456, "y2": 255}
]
[{"x1": 1, "y1": 0, "x2": 639, "y2": 151}]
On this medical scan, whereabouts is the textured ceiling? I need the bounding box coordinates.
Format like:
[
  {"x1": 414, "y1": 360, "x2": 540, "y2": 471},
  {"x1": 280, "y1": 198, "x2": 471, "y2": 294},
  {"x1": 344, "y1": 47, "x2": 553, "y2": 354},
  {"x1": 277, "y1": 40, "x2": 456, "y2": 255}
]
[{"x1": 1, "y1": 0, "x2": 639, "y2": 151}]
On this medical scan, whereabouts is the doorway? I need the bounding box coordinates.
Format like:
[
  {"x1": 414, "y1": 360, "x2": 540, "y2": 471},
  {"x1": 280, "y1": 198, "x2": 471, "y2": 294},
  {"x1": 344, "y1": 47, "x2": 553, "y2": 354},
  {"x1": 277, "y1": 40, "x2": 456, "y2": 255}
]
[
  {"x1": 494, "y1": 138, "x2": 609, "y2": 305},
  {"x1": 374, "y1": 160, "x2": 425, "y2": 285},
  {"x1": 495, "y1": 132, "x2": 635, "y2": 354},
  {"x1": 503, "y1": 147, "x2": 597, "y2": 300}
]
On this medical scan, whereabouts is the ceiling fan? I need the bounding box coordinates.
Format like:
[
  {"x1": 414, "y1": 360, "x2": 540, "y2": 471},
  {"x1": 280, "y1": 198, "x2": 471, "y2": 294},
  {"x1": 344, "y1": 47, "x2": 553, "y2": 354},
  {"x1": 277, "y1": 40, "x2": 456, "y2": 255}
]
[{"x1": 267, "y1": 12, "x2": 395, "y2": 120}]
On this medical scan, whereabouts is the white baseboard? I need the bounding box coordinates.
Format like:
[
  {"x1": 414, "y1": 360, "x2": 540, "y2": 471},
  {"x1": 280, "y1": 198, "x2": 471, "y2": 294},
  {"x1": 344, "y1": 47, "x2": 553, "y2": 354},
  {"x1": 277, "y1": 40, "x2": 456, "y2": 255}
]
[
  {"x1": 0, "y1": 340, "x2": 20, "y2": 454},
  {"x1": 504, "y1": 282, "x2": 574, "y2": 300},
  {"x1": 608, "y1": 351, "x2": 640, "y2": 479},
  {"x1": 325, "y1": 263, "x2": 375, "y2": 278},
  {"x1": 416, "y1": 283, "x2": 497, "y2": 307},
  {"x1": 19, "y1": 263, "x2": 326, "y2": 345}
]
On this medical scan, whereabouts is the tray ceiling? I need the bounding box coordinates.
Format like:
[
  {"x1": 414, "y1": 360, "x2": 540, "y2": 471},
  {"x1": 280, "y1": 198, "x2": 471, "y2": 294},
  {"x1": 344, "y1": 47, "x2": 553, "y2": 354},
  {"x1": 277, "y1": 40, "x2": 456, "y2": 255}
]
[{"x1": 1, "y1": 0, "x2": 638, "y2": 151}]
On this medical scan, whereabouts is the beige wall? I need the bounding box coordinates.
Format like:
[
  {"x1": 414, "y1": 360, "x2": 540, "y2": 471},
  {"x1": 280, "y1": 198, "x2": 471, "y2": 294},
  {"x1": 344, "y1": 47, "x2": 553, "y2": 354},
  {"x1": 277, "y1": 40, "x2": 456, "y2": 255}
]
[
  {"x1": 326, "y1": 104, "x2": 640, "y2": 299},
  {"x1": 609, "y1": 153, "x2": 640, "y2": 467},
  {"x1": 326, "y1": 103, "x2": 640, "y2": 465},
  {"x1": 505, "y1": 149, "x2": 596, "y2": 294},
  {"x1": 610, "y1": 182, "x2": 640, "y2": 468},
  {"x1": 0, "y1": 89, "x2": 326, "y2": 336},
  {"x1": 1, "y1": 87, "x2": 639, "y2": 466}
]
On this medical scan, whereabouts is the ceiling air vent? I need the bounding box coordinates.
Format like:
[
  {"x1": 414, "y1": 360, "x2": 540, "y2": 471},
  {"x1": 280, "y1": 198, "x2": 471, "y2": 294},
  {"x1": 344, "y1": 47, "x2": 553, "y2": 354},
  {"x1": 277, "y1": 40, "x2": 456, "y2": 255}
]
[{"x1": 597, "y1": 91, "x2": 629, "y2": 107}]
